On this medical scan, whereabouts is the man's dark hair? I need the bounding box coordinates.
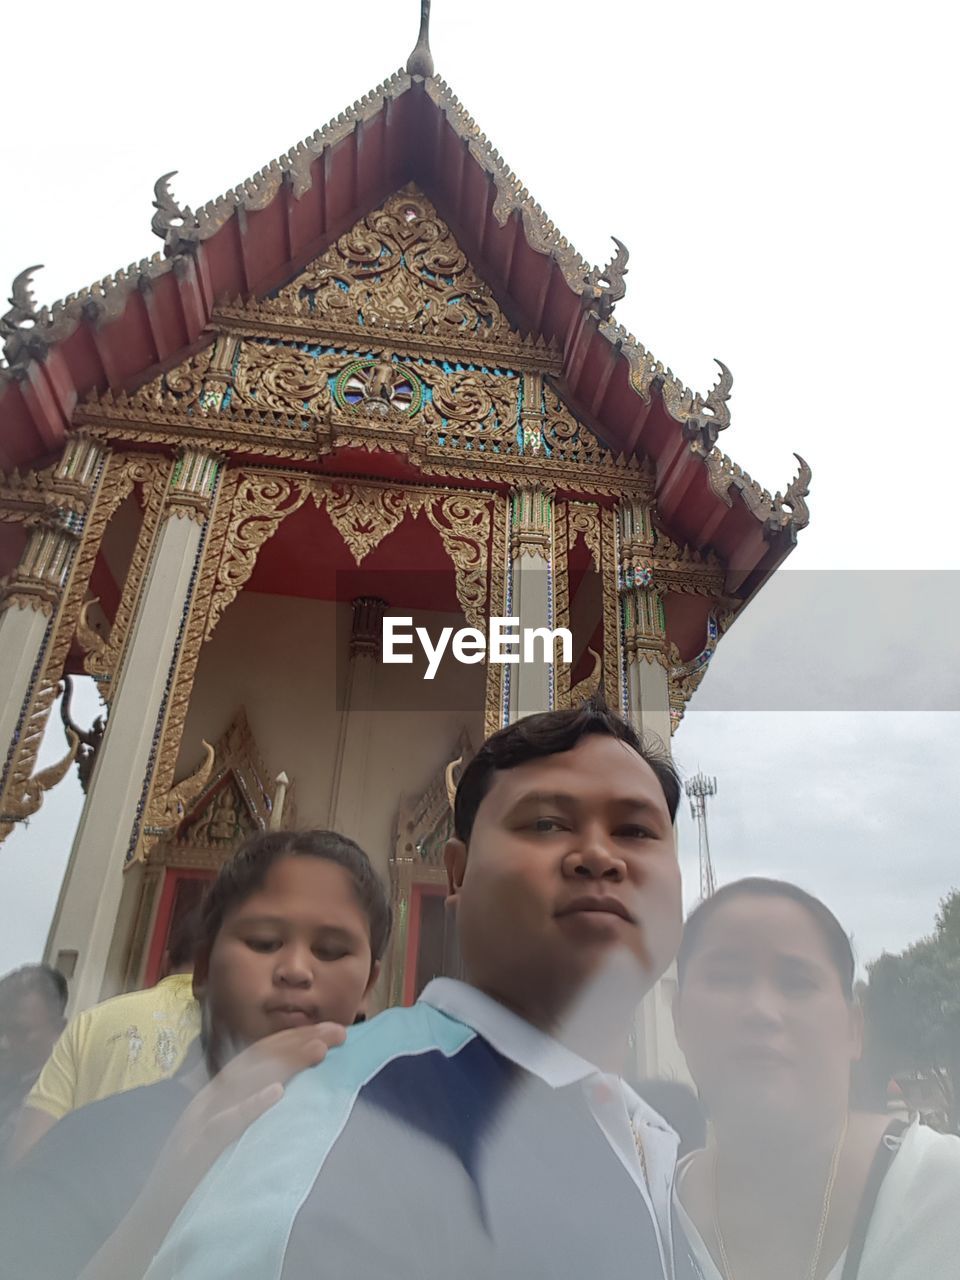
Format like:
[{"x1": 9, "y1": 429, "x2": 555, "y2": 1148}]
[
  {"x1": 453, "y1": 696, "x2": 681, "y2": 844},
  {"x1": 676, "y1": 876, "x2": 856, "y2": 1000},
  {"x1": 196, "y1": 829, "x2": 392, "y2": 964},
  {"x1": 0, "y1": 964, "x2": 68, "y2": 1019}
]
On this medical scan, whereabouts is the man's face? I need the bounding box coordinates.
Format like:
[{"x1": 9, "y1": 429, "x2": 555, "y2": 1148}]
[
  {"x1": 0, "y1": 991, "x2": 63, "y2": 1077},
  {"x1": 196, "y1": 856, "x2": 379, "y2": 1060},
  {"x1": 445, "y1": 734, "x2": 681, "y2": 1025}
]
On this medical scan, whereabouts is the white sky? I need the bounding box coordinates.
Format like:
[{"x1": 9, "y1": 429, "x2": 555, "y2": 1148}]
[{"x1": 1, "y1": 0, "x2": 958, "y2": 976}]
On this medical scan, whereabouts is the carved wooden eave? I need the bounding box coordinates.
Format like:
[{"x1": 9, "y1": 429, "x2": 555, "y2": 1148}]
[{"x1": 0, "y1": 59, "x2": 809, "y2": 607}]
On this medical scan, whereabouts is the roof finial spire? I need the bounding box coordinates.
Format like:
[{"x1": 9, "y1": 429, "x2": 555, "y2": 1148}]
[{"x1": 406, "y1": 0, "x2": 434, "y2": 78}]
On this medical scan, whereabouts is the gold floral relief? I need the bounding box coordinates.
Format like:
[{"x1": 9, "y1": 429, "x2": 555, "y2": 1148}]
[
  {"x1": 601, "y1": 506, "x2": 622, "y2": 714},
  {"x1": 204, "y1": 475, "x2": 307, "y2": 640},
  {"x1": 200, "y1": 474, "x2": 495, "y2": 646},
  {"x1": 553, "y1": 502, "x2": 572, "y2": 709},
  {"x1": 83, "y1": 456, "x2": 170, "y2": 698},
  {"x1": 568, "y1": 502, "x2": 601, "y2": 572},
  {"x1": 323, "y1": 484, "x2": 421, "y2": 566},
  {"x1": 232, "y1": 342, "x2": 338, "y2": 416},
  {"x1": 274, "y1": 188, "x2": 508, "y2": 341},
  {"x1": 423, "y1": 494, "x2": 492, "y2": 632}
]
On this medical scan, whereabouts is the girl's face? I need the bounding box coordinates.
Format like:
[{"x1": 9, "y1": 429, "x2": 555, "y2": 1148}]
[
  {"x1": 674, "y1": 895, "x2": 861, "y2": 1132},
  {"x1": 196, "y1": 856, "x2": 379, "y2": 1064}
]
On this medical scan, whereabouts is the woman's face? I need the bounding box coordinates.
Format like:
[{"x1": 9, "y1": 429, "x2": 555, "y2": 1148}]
[{"x1": 674, "y1": 895, "x2": 861, "y2": 1131}]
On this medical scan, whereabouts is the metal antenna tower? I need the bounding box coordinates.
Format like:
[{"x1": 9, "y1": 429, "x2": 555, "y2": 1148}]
[{"x1": 685, "y1": 772, "x2": 718, "y2": 899}]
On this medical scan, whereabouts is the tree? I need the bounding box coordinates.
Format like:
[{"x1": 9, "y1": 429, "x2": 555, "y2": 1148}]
[{"x1": 859, "y1": 888, "x2": 960, "y2": 1123}]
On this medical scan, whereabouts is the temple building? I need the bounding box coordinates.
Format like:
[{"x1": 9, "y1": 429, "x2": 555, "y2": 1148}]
[{"x1": 0, "y1": 5, "x2": 809, "y2": 1076}]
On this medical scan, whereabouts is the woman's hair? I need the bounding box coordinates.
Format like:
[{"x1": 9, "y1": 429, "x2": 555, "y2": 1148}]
[
  {"x1": 196, "y1": 828, "x2": 392, "y2": 964},
  {"x1": 676, "y1": 877, "x2": 856, "y2": 1000},
  {"x1": 453, "y1": 695, "x2": 681, "y2": 844}
]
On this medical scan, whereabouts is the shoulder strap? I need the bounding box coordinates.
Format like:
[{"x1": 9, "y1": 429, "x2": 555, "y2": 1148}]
[{"x1": 840, "y1": 1118, "x2": 909, "y2": 1280}]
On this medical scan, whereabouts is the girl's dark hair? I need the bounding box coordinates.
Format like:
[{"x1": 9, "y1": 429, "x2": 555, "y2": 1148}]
[
  {"x1": 676, "y1": 877, "x2": 856, "y2": 1000},
  {"x1": 454, "y1": 696, "x2": 681, "y2": 844},
  {"x1": 197, "y1": 829, "x2": 392, "y2": 963}
]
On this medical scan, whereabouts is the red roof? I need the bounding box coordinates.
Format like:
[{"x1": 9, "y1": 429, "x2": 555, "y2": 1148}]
[{"x1": 0, "y1": 63, "x2": 809, "y2": 601}]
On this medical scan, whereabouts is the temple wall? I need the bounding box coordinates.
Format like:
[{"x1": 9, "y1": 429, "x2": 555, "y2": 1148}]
[{"x1": 177, "y1": 591, "x2": 485, "y2": 883}]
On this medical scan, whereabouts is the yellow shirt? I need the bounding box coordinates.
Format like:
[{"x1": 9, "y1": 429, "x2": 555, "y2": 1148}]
[{"x1": 25, "y1": 973, "x2": 201, "y2": 1121}]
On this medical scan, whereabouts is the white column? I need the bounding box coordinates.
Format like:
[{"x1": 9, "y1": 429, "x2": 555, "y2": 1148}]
[
  {"x1": 507, "y1": 486, "x2": 553, "y2": 721},
  {"x1": 0, "y1": 595, "x2": 57, "y2": 766},
  {"x1": 617, "y1": 497, "x2": 690, "y2": 1081},
  {"x1": 618, "y1": 498, "x2": 671, "y2": 749},
  {"x1": 46, "y1": 449, "x2": 220, "y2": 1012},
  {"x1": 328, "y1": 597, "x2": 386, "y2": 845}
]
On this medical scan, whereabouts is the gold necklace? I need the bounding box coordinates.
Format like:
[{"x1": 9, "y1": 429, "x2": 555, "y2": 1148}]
[{"x1": 712, "y1": 1115, "x2": 848, "y2": 1280}]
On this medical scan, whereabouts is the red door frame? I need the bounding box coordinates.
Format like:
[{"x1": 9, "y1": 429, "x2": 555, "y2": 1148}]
[
  {"x1": 144, "y1": 867, "x2": 215, "y2": 987},
  {"x1": 401, "y1": 882, "x2": 448, "y2": 1006}
]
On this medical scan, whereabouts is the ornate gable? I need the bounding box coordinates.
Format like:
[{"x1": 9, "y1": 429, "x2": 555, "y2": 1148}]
[
  {"x1": 78, "y1": 187, "x2": 649, "y2": 497},
  {"x1": 150, "y1": 708, "x2": 294, "y2": 867}
]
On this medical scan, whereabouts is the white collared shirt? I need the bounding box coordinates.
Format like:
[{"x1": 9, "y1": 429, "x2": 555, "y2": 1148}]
[{"x1": 420, "y1": 977, "x2": 679, "y2": 1270}]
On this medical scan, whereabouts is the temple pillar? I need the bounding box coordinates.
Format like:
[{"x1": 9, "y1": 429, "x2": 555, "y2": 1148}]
[
  {"x1": 618, "y1": 497, "x2": 671, "y2": 749},
  {"x1": 328, "y1": 597, "x2": 386, "y2": 849},
  {"x1": 0, "y1": 435, "x2": 105, "y2": 828},
  {"x1": 507, "y1": 485, "x2": 553, "y2": 721},
  {"x1": 45, "y1": 448, "x2": 220, "y2": 1012},
  {"x1": 616, "y1": 497, "x2": 689, "y2": 1082},
  {"x1": 0, "y1": 518, "x2": 75, "y2": 762}
]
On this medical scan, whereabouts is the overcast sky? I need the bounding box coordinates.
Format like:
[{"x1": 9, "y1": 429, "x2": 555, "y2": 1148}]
[{"x1": 1, "y1": 1, "x2": 957, "y2": 976}]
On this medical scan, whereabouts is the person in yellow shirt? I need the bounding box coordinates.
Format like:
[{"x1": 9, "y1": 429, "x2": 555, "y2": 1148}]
[{"x1": 7, "y1": 909, "x2": 200, "y2": 1163}]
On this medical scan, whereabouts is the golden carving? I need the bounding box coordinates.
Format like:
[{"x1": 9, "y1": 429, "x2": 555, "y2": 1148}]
[
  {"x1": 205, "y1": 475, "x2": 307, "y2": 639},
  {"x1": 165, "y1": 448, "x2": 220, "y2": 524},
  {"x1": 510, "y1": 485, "x2": 552, "y2": 558},
  {"x1": 570, "y1": 648, "x2": 603, "y2": 705},
  {"x1": 483, "y1": 495, "x2": 510, "y2": 740},
  {"x1": 0, "y1": 589, "x2": 56, "y2": 617},
  {"x1": 82, "y1": 455, "x2": 170, "y2": 697},
  {"x1": 232, "y1": 341, "x2": 334, "y2": 416},
  {"x1": 202, "y1": 473, "x2": 494, "y2": 641},
  {"x1": 137, "y1": 469, "x2": 239, "y2": 859},
  {"x1": 75, "y1": 596, "x2": 106, "y2": 669},
  {"x1": 552, "y1": 501, "x2": 571, "y2": 709},
  {"x1": 272, "y1": 188, "x2": 509, "y2": 342},
  {"x1": 0, "y1": 511, "x2": 79, "y2": 612},
  {"x1": 568, "y1": 501, "x2": 601, "y2": 571},
  {"x1": 324, "y1": 483, "x2": 416, "y2": 566},
  {"x1": 0, "y1": 448, "x2": 163, "y2": 839},
  {"x1": 0, "y1": 729, "x2": 79, "y2": 841},
  {"x1": 600, "y1": 506, "x2": 622, "y2": 712},
  {"x1": 423, "y1": 494, "x2": 491, "y2": 631},
  {"x1": 150, "y1": 708, "x2": 292, "y2": 868},
  {"x1": 149, "y1": 739, "x2": 215, "y2": 833}
]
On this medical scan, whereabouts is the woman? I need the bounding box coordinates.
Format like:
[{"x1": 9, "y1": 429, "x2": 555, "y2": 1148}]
[{"x1": 672, "y1": 877, "x2": 960, "y2": 1280}]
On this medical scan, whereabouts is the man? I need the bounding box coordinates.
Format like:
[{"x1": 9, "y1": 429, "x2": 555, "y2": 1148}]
[
  {"x1": 0, "y1": 966, "x2": 67, "y2": 1160},
  {"x1": 8, "y1": 908, "x2": 201, "y2": 1163},
  {"x1": 144, "y1": 699, "x2": 684, "y2": 1280}
]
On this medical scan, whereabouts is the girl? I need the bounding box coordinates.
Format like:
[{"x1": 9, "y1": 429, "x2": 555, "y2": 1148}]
[{"x1": 0, "y1": 828, "x2": 391, "y2": 1280}]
